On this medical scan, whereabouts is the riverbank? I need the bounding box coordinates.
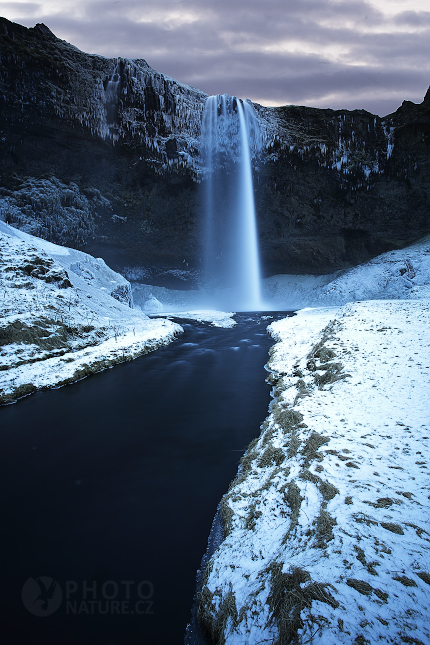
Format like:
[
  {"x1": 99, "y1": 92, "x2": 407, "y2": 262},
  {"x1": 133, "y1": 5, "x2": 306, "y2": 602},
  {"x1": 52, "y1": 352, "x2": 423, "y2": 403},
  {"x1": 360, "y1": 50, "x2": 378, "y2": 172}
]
[
  {"x1": 197, "y1": 299, "x2": 430, "y2": 644},
  {"x1": 0, "y1": 222, "x2": 182, "y2": 405}
]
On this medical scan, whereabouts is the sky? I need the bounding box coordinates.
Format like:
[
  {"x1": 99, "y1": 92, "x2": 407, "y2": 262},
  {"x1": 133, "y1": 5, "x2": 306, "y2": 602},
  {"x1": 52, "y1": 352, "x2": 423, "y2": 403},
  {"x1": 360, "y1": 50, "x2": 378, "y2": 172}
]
[{"x1": 2, "y1": 0, "x2": 430, "y2": 116}]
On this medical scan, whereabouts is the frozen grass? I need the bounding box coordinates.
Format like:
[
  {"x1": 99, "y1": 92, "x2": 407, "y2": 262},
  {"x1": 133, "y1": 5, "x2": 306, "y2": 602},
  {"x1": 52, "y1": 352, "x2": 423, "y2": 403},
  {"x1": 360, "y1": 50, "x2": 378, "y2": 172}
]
[{"x1": 0, "y1": 177, "x2": 109, "y2": 246}]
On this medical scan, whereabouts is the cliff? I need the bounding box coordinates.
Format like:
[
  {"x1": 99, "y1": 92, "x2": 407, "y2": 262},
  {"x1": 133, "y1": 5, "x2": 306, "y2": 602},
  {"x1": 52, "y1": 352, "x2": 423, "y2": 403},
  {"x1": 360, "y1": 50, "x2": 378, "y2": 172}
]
[{"x1": 1, "y1": 17, "x2": 430, "y2": 283}]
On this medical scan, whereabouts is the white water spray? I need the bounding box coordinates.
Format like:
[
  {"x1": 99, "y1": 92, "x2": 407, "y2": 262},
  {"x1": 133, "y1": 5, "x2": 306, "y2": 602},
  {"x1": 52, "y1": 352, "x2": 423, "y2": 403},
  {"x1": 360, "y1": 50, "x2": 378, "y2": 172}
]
[
  {"x1": 103, "y1": 59, "x2": 121, "y2": 143},
  {"x1": 201, "y1": 94, "x2": 263, "y2": 311}
]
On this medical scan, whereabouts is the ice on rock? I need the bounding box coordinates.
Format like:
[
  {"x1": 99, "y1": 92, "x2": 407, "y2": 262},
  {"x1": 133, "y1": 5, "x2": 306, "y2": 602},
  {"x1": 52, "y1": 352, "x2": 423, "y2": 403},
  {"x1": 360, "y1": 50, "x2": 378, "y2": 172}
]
[{"x1": 142, "y1": 296, "x2": 163, "y2": 313}]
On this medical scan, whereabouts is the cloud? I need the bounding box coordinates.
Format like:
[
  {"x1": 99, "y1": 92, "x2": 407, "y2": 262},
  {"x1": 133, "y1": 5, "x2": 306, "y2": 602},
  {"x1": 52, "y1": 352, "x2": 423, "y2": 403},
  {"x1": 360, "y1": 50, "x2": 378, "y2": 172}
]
[
  {"x1": 1, "y1": 2, "x2": 41, "y2": 16},
  {"x1": 393, "y1": 10, "x2": 430, "y2": 28},
  {"x1": 1, "y1": 0, "x2": 429, "y2": 115}
]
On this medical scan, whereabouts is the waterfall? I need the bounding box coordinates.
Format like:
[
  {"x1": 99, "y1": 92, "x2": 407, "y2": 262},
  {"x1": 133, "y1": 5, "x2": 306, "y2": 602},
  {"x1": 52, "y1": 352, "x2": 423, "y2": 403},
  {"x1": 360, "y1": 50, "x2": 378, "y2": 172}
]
[
  {"x1": 103, "y1": 59, "x2": 121, "y2": 143},
  {"x1": 201, "y1": 94, "x2": 263, "y2": 311}
]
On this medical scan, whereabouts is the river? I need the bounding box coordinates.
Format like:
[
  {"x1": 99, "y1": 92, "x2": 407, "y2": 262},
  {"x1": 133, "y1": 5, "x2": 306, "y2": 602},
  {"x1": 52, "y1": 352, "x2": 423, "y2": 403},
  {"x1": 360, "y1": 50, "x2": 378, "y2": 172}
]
[{"x1": 0, "y1": 311, "x2": 293, "y2": 644}]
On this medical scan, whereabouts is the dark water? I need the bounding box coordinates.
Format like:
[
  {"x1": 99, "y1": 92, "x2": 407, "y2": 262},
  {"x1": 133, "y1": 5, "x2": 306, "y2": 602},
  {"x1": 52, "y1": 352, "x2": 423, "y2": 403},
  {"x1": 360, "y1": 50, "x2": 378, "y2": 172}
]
[{"x1": 0, "y1": 312, "x2": 293, "y2": 644}]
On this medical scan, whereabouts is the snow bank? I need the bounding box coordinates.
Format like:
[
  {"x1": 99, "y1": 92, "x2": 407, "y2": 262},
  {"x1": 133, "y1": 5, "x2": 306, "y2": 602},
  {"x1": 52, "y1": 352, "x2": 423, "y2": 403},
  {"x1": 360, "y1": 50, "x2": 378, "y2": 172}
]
[
  {"x1": 263, "y1": 235, "x2": 430, "y2": 309},
  {"x1": 132, "y1": 282, "x2": 242, "y2": 323},
  {"x1": 155, "y1": 310, "x2": 236, "y2": 328},
  {"x1": 197, "y1": 300, "x2": 430, "y2": 644},
  {"x1": 0, "y1": 222, "x2": 182, "y2": 404}
]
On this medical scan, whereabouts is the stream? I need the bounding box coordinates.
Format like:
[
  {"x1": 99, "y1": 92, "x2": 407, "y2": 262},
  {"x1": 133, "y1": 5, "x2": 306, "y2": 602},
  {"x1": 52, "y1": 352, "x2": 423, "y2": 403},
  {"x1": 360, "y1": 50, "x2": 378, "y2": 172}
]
[{"x1": 0, "y1": 311, "x2": 293, "y2": 644}]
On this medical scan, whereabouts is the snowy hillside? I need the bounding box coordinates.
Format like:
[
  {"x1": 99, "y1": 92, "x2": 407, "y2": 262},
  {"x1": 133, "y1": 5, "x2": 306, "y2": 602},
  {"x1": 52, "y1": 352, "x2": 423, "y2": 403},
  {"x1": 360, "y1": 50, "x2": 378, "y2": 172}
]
[
  {"x1": 0, "y1": 222, "x2": 181, "y2": 404},
  {"x1": 263, "y1": 234, "x2": 430, "y2": 309},
  {"x1": 197, "y1": 300, "x2": 430, "y2": 644}
]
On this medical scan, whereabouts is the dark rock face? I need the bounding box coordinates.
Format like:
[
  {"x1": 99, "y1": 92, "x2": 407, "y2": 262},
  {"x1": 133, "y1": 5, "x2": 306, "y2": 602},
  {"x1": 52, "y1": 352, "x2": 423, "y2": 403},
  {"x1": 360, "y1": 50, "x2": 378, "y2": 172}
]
[
  {"x1": 0, "y1": 18, "x2": 206, "y2": 287},
  {"x1": 110, "y1": 284, "x2": 133, "y2": 308},
  {"x1": 254, "y1": 101, "x2": 430, "y2": 275},
  {"x1": 1, "y1": 17, "x2": 429, "y2": 284}
]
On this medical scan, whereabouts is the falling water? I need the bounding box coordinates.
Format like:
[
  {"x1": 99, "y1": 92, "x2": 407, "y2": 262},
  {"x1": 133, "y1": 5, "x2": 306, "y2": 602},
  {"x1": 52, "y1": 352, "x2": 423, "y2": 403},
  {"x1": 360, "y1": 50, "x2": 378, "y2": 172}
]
[
  {"x1": 103, "y1": 58, "x2": 121, "y2": 142},
  {"x1": 201, "y1": 94, "x2": 263, "y2": 311}
]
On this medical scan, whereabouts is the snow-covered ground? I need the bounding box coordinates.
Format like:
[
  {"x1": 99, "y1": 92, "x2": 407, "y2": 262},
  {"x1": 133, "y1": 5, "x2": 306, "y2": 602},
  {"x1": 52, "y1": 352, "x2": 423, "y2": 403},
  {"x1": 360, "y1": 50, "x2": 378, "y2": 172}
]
[
  {"x1": 197, "y1": 299, "x2": 430, "y2": 644},
  {"x1": 264, "y1": 235, "x2": 430, "y2": 309},
  {"x1": 0, "y1": 221, "x2": 182, "y2": 404},
  {"x1": 153, "y1": 310, "x2": 237, "y2": 328}
]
